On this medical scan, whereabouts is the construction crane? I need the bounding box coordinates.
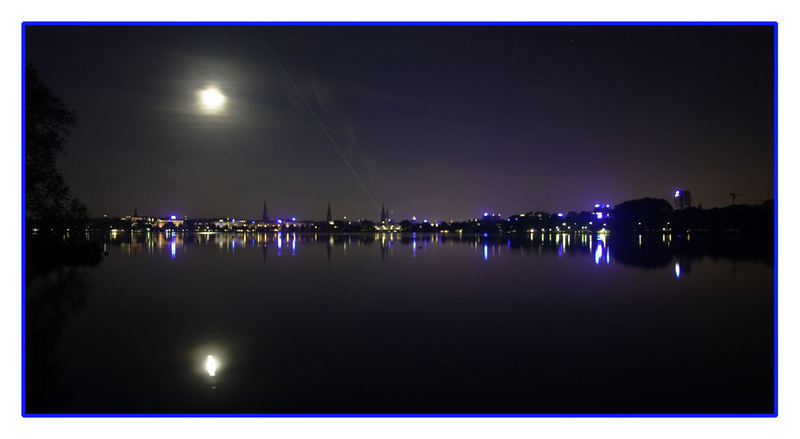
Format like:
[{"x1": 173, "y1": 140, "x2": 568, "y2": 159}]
[{"x1": 729, "y1": 189, "x2": 742, "y2": 205}]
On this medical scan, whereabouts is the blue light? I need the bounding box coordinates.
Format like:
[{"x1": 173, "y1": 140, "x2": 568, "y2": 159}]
[
  {"x1": 277, "y1": 219, "x2": 282, "y2": 224},
  {"x1": 412, "y1": 240, "x2": 417, "y2": 257},
  {"x1": 291, "y1": 217, "x2": 296, "y2": 222},
  {"x1": 674, "y1": 190, "x2": 681, "y2": 198},
  {"x1": 594, "y1": 203, "x2": 600, "y2": 208},
  {"x1": 483, "y1": 244, "x2": 488, "y2": 261},
  {"x1": 170, "y1": 240, "x2": 176, "y2": 259},
  {"x1": 605, "y1": 204, "x2": 610, "y2": 208},
  {"x1": 594, "y1": 243, "x2": 603, "y2": 265},
  {"x1": 606, "y1": 247, "x2": 610, "y2": 264},
  {"x1": 483, "y1": 232, "x2": 488, "y2": 237},
  {"x1": 277, "y1": 233, "x2": 282, "y2": 249},
  {"x1": 292, "y1": 234, "x2": 296, "y2": 255},
  {"x1": 423, "y1": 219, "x2": 428, "y2": 223},
  {"x1": 675, "y1": 262, "x2": 681, "y2": 278},
  {"x1": 596, "y1": 212, "x2": 603, "y2": 219},
  {"x1": 557, "y1": 212, "x2": 564, "y2": 217},
  {"x1": 483, "y1": 212, "x2": 489, "y2": 217},
  {"x1": 170, "y1": 215, "x2": 176, "y2": 220}
]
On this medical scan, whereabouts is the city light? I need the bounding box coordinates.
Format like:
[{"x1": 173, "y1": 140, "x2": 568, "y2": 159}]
[
  {"x1": 675, "y1": 262, "x2": 681, "y2": 278},
  {"x1": 675, "y1": 190, "x2": 681, "y2": 197},
  {"x1": 484, "y1": 244, "x2": 488, "y2": 261},
  {"x1": 170, "y1": 215, "x2": 176, "y2": 220}
]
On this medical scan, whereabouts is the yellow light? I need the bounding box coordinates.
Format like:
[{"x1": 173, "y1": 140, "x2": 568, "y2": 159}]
[
  {"x1": 198, "y1": 87, "x2": 226, "y2": 112},
  {"x1": 206, "y1": 355, "x2": 217, "y2": 376}
]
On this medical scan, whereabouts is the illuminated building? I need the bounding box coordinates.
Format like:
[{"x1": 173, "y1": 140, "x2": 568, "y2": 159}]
[
  {"x1": 156, "y1": 216, "x2": 184, "y2": 228},
  {"x1": 592, "y1": 203, "x2": 613, "y2": 220},
  {"x1": 673, "y1": 189, "x2": 692, "y2": 209}
]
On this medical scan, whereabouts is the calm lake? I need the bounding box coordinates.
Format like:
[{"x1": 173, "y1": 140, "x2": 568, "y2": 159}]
[{"x1": 25, "y1": 232, "x2": 774, "y2": 414}]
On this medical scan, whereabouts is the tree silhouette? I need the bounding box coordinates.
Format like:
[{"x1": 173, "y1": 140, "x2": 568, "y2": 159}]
[{"x1": 25, "y1": 64, "x2": 87, "y2": 233}]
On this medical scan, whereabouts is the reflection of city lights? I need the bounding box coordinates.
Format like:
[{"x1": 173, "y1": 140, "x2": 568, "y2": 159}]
[
  {"x1": 170, "y1": 240, "x2": 176, "y2": 259},
  {"x1": 206, "y1": 355, "x2": 217, "y2": 376},
  {"x1": 484, "y1": 244, "x2": 488, "y2": 261},
  {"x1": 675, "y1": 262, "x2": 681, "y2": 278},
  {"x1": 594, "y1": 243, "x2": 603, "y2": 265}
]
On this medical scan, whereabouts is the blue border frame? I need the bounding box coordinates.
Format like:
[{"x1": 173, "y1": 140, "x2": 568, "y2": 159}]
[{"x1": 20, "y1": 20, "x2": 779, "y2": 418}]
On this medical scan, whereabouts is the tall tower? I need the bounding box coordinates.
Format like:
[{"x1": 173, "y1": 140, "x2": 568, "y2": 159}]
[
  {"x1": 326, "y1": 200, "x2": 332, "y2": 223},
  {"x1": 262, "y1": 201, "x2": 269, "y2": 222},
  {"x1": 133, "y1": 207, "x2": 138, "y2": 217},
  {"x1": 380, "y1": 202, "x2": 387, "y2": 224},
  {"x1": 673, "y1": 190, "x2": 692, "y2": 209}
]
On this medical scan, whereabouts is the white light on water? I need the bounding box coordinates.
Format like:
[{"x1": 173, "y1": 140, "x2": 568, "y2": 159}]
[{"x1": 206, "y1": 355, "x2": 217, "y2": 376}]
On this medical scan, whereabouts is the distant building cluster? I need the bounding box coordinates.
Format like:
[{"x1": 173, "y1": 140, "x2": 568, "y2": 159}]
[{"x1": 81, "y1": 188, "x2": 771, "y2": 238}]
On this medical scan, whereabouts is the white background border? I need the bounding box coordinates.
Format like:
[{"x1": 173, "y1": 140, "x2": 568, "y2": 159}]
[{"x1": 1, "y1": 1, "x2": 796, "y2": 437}]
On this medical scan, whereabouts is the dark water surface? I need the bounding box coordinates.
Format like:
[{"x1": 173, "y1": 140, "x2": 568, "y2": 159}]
[{"x1": 25, "y1": 232, "x2": 774, "y2": 414}]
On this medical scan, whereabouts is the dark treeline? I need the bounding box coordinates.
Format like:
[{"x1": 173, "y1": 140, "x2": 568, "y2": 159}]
[{"x1": 25, "y1": 65, "x2": 102, "y2": 276}]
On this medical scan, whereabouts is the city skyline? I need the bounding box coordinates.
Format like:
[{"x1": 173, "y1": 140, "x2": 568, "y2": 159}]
[{"x1": 25, "y1": 25, "x2": 774, "y2": 222}]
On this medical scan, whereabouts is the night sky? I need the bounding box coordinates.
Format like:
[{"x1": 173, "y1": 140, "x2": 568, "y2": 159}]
[{"x1": 25, "y1": 25, "x2": 774, "y2": 221}]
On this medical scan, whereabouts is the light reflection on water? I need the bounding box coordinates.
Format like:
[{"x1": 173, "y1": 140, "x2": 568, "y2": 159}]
[
  {"x1": 27, "y1": 230, "x2": 773, "y2": 414},
  {"x1": 112, "y1": 230, "x2": 773, "y2": 279}
]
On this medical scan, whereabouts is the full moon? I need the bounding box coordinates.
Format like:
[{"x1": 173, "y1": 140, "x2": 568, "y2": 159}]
[{"x1": 198, "y1": 86, "x2": 226, "y2": 113}]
